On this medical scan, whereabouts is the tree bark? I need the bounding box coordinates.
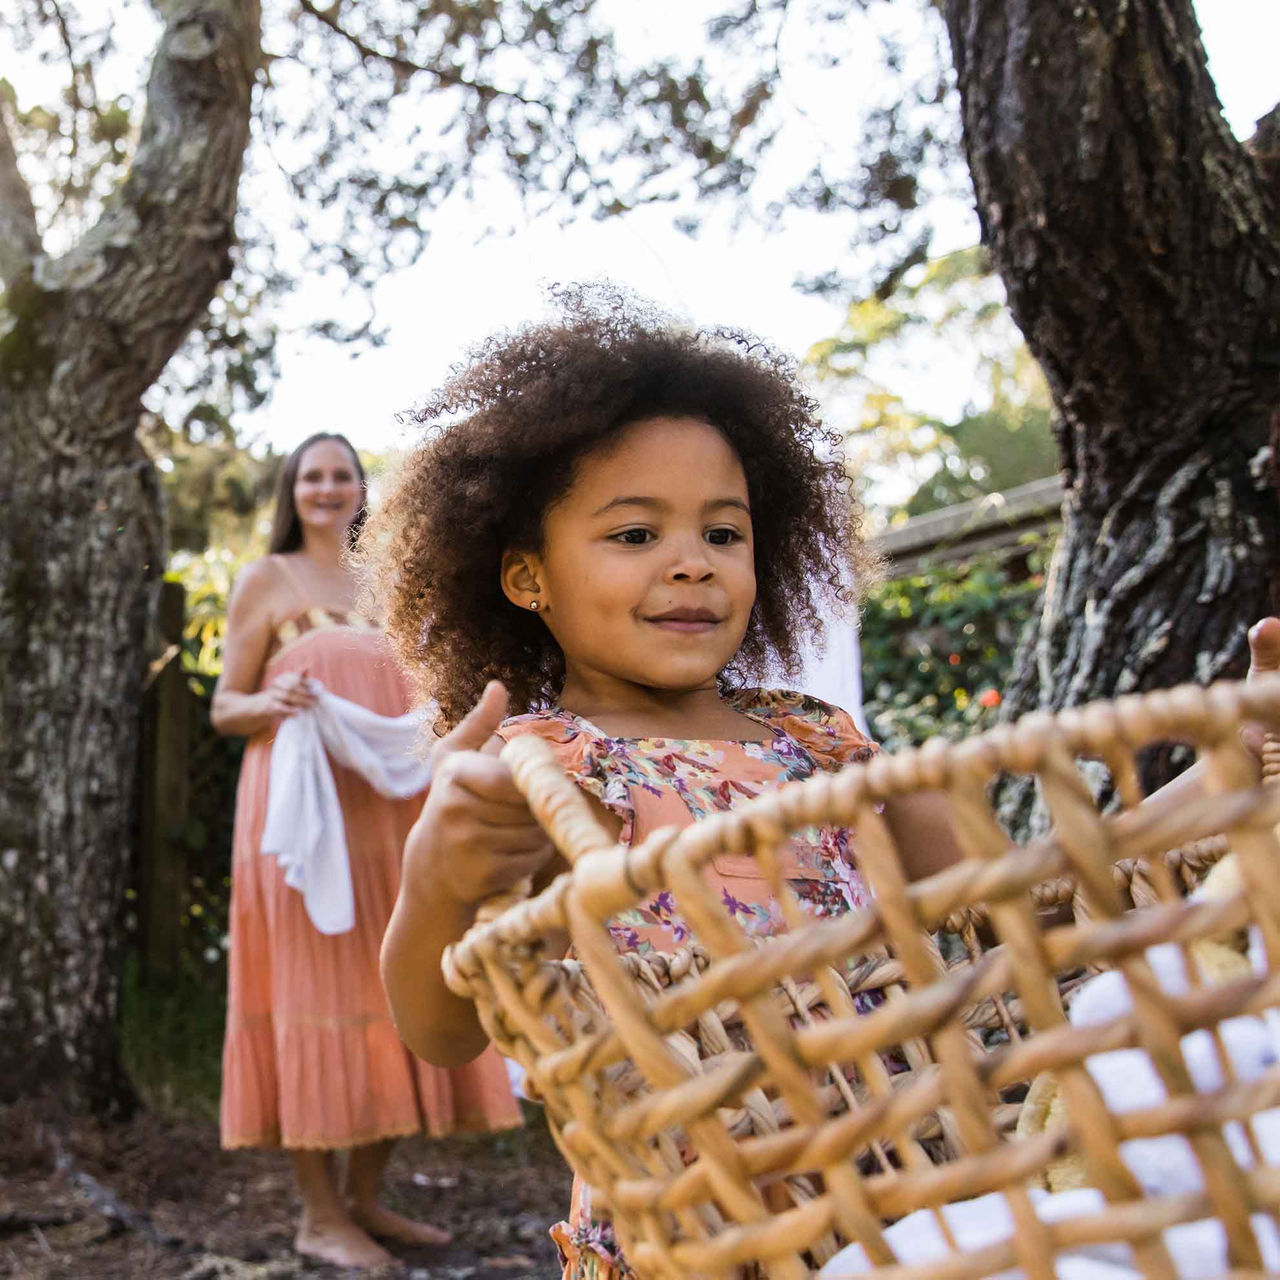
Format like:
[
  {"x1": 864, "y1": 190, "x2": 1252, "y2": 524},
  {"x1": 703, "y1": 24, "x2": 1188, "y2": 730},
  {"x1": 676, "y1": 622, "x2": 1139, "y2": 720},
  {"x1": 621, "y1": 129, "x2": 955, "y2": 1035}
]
[
  {"x1": 944, "y1": 0, "x2": 1280, "y2": 832},
  {"x1": 0, "y1": 1, "x2": 259, "y2": 1112}
]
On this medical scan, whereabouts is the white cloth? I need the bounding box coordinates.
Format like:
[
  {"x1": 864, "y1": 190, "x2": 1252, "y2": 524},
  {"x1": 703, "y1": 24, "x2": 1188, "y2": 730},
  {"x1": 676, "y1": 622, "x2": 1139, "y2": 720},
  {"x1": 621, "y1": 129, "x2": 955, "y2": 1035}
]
[
  {"x1": 819, "y1": 1186, "x2": 1280, "y2": 1278},
  {"x1": 1065, "y1": 939, "x2": 1280, "y2": 1198},
  {"x1": 819, "y1": 940, "x2": 1280, "y2": 1278},
  {"x1": 261, "y1": 680, "x2": 433, "y2": 935},
  {"x1": 504, "y1": 1055, "x2": 530, "y2": 1101}
]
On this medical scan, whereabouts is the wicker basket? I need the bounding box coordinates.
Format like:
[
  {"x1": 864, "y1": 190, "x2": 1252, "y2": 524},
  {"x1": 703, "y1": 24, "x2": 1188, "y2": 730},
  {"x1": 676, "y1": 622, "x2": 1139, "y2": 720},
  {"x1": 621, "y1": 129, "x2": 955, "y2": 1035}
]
[{"x1": 443, "y1": 678, "x2": 1280, "y2": 1278}]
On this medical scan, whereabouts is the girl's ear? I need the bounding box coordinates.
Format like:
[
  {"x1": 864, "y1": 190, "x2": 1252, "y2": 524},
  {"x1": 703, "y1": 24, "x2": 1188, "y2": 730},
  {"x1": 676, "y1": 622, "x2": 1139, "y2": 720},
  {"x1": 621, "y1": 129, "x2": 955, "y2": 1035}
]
[{"x1": 500, "y1": 549, "x2": 546, "y2": 613}]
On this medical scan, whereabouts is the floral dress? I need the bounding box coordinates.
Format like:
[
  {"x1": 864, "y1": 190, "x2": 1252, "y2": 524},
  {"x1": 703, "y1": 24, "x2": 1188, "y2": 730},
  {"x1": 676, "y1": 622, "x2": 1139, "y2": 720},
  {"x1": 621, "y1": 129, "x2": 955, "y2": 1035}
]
[{"x1": 497, "y1": 688, "x2": 878, "y2": 1279}]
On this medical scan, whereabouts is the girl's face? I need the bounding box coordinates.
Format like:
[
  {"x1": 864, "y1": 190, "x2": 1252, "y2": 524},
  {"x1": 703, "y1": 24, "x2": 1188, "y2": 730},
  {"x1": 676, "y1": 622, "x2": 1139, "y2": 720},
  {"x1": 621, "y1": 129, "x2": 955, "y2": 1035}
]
[
  {"x1": 293, "y1": 439, "x2": 363, "y2": 537},
  {"x1": 509, "y1": 416, "x2": 756, "y2": 697}
]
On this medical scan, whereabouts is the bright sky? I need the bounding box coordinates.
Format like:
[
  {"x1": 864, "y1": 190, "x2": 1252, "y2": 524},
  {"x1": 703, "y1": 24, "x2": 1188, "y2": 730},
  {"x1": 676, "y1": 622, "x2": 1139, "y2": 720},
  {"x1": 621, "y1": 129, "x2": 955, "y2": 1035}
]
[{"x1": 249, "y1": 0, "x2": 1270, "y2": 457}]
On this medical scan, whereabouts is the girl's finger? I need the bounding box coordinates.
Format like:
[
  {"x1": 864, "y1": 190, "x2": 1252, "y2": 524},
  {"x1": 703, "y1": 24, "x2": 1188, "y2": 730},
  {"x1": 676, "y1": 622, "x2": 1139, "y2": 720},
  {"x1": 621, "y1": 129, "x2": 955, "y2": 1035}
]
[
  {"x1": 440, "y1": 791, "x2": 541, "y2": 827},
  {"x1": 464, "y1": 827, "x2": 554, "y2": 856},
  {"x1": 483, "y1": 849, "x2": 556, "y2": 890},
  {"x1": 1248, "y1": 619, "x2": 1280, "y2": 678},
  {"x1": 448, "y1": 754, "x2": 531, "y2": 808},
  {"x1": 438, "y1": 682, "x2": 510, "y2": 757}
]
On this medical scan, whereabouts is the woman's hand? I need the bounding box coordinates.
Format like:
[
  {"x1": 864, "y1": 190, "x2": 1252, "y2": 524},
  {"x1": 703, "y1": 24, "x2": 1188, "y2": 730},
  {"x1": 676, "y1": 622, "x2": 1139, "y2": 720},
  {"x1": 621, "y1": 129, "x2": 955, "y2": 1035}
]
[{"x1": 257, "y1": 670, "x2": 318, "y2": 723}]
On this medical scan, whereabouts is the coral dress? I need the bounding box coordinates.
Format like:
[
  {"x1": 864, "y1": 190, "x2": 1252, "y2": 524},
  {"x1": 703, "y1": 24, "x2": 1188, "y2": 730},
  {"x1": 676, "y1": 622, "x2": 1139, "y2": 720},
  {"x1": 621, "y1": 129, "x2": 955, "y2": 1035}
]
[
  {"x1": 221, "y1": 600, "x2": 521, "y2": 1150},
  {"x1": 497, "y1": 689, "x2": 878, "y2": 1279}
]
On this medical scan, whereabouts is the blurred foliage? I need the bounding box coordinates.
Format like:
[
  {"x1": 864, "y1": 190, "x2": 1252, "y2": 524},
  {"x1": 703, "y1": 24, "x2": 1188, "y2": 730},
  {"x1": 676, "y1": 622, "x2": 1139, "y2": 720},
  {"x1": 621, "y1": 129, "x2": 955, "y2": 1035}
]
[
  {"x1": 119, "y1": 949, "x2": 226, "y2": 1120},
  {"x1": 169, "y1": 548, "x2": 261, "y2": 675},
  {"x1": 902, "y1": 397, "x2": 1058, "y2": 516},
  {"x1": 161, "y1": 428, "x2": 277, "y2": 674},
  {"x1": 859, "y1": 538, "x2": 1050, "y2": 751},
  {"x1": 809, "y1": 246, "x2": 1059, "y2": 517},
  {"x1": 3, "y1": 0, "x2": 964, "y2": 425},
  {"x1": 142, "y1": 414, "x2": 281, "y2": 558}
]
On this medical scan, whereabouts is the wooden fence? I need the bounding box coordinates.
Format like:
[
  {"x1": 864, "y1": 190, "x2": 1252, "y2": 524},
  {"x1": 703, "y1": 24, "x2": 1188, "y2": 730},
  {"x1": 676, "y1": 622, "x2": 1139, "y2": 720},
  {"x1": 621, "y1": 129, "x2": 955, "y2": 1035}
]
[{"x1": 134, "y1": 579, "x2": 241, "y2": 983}]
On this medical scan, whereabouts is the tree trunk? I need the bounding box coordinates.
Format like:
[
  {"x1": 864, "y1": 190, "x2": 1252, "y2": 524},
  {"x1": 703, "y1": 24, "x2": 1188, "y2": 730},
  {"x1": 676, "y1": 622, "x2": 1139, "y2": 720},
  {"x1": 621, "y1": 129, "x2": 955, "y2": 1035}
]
[
  {"x1": 0, "y1": 1, "x2": 259, "y2": 1112},
  {"x1": 944, "y1": 0, "x2": 1280, "y2": 832}
]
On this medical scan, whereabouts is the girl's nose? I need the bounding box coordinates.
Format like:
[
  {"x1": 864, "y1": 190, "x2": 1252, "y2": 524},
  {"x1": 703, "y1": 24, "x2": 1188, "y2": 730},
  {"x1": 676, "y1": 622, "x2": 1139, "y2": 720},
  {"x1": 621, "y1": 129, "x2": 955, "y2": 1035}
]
[{"x1": 666, "y1": 542, "x2": 715, "y2": 583}]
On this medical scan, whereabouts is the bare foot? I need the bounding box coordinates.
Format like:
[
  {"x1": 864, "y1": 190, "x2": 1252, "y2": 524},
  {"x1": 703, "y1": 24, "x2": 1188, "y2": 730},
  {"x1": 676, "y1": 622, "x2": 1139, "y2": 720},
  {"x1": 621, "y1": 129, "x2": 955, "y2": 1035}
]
[
  {"x1": 348, "y1": 1201, "x2": 453, "y2": 1247},
  {"x1": 295, "y1": 1217, "x2": 397, "y2": 1269}
]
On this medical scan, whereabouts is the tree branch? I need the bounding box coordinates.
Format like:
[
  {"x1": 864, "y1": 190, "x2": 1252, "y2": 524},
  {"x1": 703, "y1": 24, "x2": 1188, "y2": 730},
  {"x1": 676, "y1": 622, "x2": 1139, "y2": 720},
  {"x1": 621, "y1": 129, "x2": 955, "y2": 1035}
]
[
  {"x1": 48, "y1": 0, "x2": 89, "y2": 168},
  {"x1": 296, "y1": 0, "x2": 540, "y2": 107},
  {"x1": 22, "y1": 1, "x2": 261, "y2": 451},
  {"x1": 0, "y1": 103, "x2": 42, "y2": 285}
]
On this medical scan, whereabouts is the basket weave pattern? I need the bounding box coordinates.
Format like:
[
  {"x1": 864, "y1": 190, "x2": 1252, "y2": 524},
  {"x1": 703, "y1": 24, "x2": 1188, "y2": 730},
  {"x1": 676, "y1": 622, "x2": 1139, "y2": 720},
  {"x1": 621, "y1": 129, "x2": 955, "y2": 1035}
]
[{"x1": 444, "y1": 679, "x2": 1280, "y2": 1278}]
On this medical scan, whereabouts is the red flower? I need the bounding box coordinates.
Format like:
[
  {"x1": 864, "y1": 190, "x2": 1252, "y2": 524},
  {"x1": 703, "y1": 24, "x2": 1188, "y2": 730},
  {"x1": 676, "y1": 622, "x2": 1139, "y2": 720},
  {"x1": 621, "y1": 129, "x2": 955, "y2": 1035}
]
[
  {"x1": 978, "y1": 688, "x2": 1001, "y2": 708},
  {"x1": 948, "y1": 653, "x2": 961, "y2": 666}
]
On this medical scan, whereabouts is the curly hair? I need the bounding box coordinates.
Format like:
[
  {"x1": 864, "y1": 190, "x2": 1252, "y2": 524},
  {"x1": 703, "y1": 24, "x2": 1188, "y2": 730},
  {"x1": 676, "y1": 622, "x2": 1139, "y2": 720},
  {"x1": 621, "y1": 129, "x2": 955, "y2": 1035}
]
[{"x1": 359, "y1": 285, "x2": 876, "y2": 729}]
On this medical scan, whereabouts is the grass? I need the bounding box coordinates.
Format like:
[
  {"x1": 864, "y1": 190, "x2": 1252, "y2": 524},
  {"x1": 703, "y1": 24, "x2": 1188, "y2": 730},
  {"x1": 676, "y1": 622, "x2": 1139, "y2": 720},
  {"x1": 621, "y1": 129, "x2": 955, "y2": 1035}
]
[
  {"x1": 119, "y1": 951, "x2": 226, "y2": 1121},
  {"x1": 117, "y1": 954, "x2": 558, "y2": 1163}
]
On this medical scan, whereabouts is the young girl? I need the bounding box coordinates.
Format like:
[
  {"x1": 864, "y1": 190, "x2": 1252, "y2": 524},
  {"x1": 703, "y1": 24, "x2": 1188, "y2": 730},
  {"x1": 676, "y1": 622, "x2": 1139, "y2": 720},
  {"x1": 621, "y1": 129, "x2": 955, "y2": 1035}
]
[{"x1": 367, "y1": 288, "x2": 969, "y2": 1277}]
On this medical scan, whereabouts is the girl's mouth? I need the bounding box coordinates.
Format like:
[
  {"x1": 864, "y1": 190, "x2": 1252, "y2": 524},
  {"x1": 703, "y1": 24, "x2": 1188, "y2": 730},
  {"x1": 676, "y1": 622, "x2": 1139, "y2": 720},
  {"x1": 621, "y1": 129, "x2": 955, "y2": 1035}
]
[{"x1": 646, "y1": 608, "x2": 722, "y2": 633}]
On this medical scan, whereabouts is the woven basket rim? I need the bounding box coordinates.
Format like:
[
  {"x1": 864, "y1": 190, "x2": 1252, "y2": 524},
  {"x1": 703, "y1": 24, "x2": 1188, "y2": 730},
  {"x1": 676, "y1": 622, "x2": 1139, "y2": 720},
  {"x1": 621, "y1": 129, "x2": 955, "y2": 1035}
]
[{"x1": 450, "y1": 674, "x2": 1280, "y2": 976}]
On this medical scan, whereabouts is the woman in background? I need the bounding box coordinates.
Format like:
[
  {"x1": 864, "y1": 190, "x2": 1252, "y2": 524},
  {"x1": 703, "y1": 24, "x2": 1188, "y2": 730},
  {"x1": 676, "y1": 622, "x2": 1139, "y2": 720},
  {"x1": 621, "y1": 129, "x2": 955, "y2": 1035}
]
[{"x1": 212, "y1": 432, "x2": 520, "y2": 1270}]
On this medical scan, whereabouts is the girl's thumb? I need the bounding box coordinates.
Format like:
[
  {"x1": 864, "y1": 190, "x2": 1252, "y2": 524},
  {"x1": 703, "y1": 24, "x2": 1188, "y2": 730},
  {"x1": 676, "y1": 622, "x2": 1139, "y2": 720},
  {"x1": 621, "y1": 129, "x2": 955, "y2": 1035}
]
[
  {"x1": 447, "y1": 681, "x2": 510, "y2": 753},
  {"x1": 1248, "y1": 618, "x2": 1280, "y2": 677}
]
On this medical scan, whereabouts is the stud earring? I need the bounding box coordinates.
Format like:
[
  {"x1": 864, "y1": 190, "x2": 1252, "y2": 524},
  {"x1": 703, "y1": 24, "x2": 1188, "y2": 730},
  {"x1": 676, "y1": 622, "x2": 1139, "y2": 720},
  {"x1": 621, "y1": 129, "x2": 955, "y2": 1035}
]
[{"x1": 528, "y1": 599, "x2": 541, "y2": 611}]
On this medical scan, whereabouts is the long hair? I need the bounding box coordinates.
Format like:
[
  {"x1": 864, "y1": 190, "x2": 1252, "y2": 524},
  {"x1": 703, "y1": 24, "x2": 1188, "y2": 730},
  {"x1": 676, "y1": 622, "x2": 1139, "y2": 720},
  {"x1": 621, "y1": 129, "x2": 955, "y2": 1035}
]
[{"x1": 267, "y1": 432, "x2": 368, "y2": 554}]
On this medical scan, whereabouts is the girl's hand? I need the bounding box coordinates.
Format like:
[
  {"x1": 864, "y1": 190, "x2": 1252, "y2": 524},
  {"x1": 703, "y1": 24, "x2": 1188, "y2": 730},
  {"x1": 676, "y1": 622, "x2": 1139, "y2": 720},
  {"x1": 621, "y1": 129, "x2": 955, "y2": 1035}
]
[
  {"x1": 405, "y1": 682, "x2": 556, "y2": 910},
  {"x1": 384, "y1": 681, "x2": 556, "y2": 1066},
  {"x1": 1242, "y1": 618, "x2": 1280, "y2": 759},
  {"x1": 258, "y1": 670, "x2": 317, "y2": 722}
]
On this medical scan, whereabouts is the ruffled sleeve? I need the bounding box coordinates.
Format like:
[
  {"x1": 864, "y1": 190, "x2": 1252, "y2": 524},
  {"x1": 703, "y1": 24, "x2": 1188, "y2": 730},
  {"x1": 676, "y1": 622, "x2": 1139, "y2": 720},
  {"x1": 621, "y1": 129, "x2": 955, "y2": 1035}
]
[
  {"x1": 730, "y1": 688, "x2": 879, "y2": 773},
  {"x1": 496, "y1": 710, "x2": 636, "y2": 836}
]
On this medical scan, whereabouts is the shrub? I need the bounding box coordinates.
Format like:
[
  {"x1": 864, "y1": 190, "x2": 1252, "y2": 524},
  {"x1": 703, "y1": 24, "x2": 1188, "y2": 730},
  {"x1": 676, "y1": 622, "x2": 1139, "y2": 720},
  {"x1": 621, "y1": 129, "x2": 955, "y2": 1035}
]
[{"x1": 859, "y1": 538, "x2": 1049, "y2": 752}]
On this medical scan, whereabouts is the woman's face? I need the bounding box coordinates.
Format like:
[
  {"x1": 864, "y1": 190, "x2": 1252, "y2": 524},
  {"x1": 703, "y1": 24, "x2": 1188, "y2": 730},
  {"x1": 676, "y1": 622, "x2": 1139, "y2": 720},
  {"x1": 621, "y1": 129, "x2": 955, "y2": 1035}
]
[
  {"x1": 292, "y1": 439, "x2": 363, "y2": 538},
  {"x1": 513, "y1": 415, "x2": 757, "y2": 696}
]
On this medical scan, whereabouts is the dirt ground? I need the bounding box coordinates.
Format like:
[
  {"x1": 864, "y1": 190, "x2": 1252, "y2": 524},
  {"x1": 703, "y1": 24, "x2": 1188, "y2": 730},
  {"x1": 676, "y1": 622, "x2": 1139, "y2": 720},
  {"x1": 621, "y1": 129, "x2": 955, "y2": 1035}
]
[{"x1": 0, "y1": 1102, "x2": 573, "y2": 1279}]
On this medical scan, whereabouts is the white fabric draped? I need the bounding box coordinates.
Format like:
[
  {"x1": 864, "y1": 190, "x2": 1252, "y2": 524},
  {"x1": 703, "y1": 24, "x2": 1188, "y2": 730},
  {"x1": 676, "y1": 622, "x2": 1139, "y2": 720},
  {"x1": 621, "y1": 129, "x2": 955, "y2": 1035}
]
[
  {"x1": 821, "y1": 933, "x2": 1280, "y2": 1278},
  {"x1": 261, "y1": 681, "x2": 433, "y2": 934}
]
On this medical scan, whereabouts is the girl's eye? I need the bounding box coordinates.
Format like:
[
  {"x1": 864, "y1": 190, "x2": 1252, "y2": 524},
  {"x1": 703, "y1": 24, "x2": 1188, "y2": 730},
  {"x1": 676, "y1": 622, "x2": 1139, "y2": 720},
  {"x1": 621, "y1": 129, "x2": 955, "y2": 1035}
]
[
  {"x1": 706, "y1": 527, "x2": 742, "y2": 546},
  {"x1": 613, "y1": 528, "x2": 654, "y2": 546}
]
